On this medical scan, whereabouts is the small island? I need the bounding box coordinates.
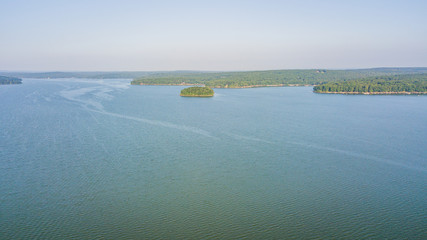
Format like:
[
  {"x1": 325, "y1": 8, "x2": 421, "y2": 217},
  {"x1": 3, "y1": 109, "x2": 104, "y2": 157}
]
[
  {"x1": 0, "y1": 76, "x2": 22, "y2": 85},
  {"x1": 180, "y1": 86, "x2": 214, "y2": 97}
]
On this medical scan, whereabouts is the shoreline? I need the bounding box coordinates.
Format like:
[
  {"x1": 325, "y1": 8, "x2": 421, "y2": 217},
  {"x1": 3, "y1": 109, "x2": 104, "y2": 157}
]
[
  {"x1": 133, "y1": 83, "x2": 199, "y2": 86},
  {"x1": 132, "y1": 83, "x2": 312, "y2": 88},
  {"x1": 180, "y1": 95, "x2": 214, "y2": 97},
  {"x1": 314, "y1": 91, "x2": 427, "y2": 95},
  {"x1": 131, "y1": 83, "x2": 426, "y2": 94},
  {"x1": 210, "y1": 84, "x2": 312, "y2": 88}
]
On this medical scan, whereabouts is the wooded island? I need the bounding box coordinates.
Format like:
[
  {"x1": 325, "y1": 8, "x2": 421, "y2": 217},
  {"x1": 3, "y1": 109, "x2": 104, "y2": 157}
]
[{"x1": 180, "y1": 87, "x2": 214, "y2": 97}]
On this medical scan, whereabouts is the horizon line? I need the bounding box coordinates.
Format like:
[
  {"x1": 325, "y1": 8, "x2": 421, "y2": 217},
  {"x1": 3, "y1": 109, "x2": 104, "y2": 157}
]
[{"x1": 2, "y1": 66, "x2": 427, "y2": 73}]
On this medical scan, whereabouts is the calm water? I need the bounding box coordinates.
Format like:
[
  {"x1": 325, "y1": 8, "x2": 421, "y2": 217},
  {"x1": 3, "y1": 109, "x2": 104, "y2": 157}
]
[{"x1": 1, "y1": 79, "x2": 426, "y2": 239}]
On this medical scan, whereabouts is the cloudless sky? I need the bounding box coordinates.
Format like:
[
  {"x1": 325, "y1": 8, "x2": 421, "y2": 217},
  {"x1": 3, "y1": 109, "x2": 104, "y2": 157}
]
[{"x1": 1, "y1": 0, "x2": 426, "y2": 71}]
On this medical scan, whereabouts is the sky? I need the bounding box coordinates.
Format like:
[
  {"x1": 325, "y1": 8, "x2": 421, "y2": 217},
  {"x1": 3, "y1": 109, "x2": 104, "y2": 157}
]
[{"x1": 1, "y1": 0, "x2": 426, "y2": 71}]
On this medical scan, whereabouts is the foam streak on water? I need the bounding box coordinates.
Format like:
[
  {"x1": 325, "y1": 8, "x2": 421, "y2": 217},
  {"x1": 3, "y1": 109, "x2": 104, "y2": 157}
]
[{"x1": 89, "y1": 108, "x2": 216, "y2": 138}]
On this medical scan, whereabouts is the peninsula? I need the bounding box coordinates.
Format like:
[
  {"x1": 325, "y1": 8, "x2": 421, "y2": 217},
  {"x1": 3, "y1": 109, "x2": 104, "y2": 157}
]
[{"x1": 180, "y1": 86, "x2": 214, "y2": 97}]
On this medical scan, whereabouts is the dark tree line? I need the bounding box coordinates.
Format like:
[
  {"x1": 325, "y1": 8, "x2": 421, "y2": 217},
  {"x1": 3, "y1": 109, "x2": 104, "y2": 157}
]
[{"x1": 313, "y1": 74, "x2": 427, "y2": 93}]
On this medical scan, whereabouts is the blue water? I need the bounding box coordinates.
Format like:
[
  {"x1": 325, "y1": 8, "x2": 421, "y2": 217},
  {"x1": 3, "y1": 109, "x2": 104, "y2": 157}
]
[{"x1": 1, "y1": 79, "x2": 426, "y2": 239}]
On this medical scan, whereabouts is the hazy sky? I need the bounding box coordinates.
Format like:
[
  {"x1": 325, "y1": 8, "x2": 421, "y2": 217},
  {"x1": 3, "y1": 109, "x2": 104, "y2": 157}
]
[{"x1": 1, "y1": 0, "x2": 426, "y2": 71}]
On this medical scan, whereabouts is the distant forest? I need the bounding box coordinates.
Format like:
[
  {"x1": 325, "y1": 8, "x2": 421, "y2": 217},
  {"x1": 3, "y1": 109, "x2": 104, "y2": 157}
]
[
  {"x1": 313, "y1": 74, "x2": 427, "y2": 94},
  {"x1": 131, "y1": 68, "x2": 427, "y2": 88},
  {"x1": 0, "y1": 76, "x2": 22, "y2": 85}
]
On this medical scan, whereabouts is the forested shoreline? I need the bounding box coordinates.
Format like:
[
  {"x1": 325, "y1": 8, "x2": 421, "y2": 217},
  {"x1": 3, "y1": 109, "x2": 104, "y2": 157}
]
[
  {"x1": 2, "y1": 68, "x2": 427, "y2": 93},
  {"x1": 131, "y1": 68, "x2": 427, "y2": 88},
  {"x1": 313, "y1": 74, "x2": 427, "y2": 94}
]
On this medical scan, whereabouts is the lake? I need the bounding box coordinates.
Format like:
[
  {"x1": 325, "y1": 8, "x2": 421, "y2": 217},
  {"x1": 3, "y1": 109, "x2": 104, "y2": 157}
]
[{"x1": 1, "y1": 78, "x2": 426, "y2": 239}]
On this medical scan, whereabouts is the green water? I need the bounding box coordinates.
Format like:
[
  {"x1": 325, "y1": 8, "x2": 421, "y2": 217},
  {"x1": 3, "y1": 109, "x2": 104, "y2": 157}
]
[{"x1": 1, "y1": 79, "x2": 426, "y2": 239}]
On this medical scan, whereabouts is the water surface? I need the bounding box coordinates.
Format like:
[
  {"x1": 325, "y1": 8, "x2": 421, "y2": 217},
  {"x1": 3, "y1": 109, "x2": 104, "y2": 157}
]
[{"x1": 1, "y1": 79, "x2": 426, "y2": 239}]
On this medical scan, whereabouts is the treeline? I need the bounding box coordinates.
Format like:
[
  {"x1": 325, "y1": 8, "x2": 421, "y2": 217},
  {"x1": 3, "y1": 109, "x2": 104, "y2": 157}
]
[
  {"x1": 180, "y1": 87, "x2": 214, "y2": 97},
  {"x1": 0, "y1": 76, "x2": 22, "y2": 85},
  {"x1": 313, "y1": 74, "x2": 427, "y2": 93},
  {"x1": 2, "y1": 68, "x2": 427, "y2": 89},
  {"x1": 131, "y1": 68, "x2": 427, "y2": 88}
]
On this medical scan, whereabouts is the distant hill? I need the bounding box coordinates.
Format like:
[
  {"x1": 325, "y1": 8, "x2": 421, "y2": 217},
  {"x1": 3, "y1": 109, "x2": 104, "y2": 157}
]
[
  {"x1": 0, "y1": 71, "x2": 173, "y2": 79},
  {"x1": 0, "y1": 76, "x2": 22, "y2": 85}
]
